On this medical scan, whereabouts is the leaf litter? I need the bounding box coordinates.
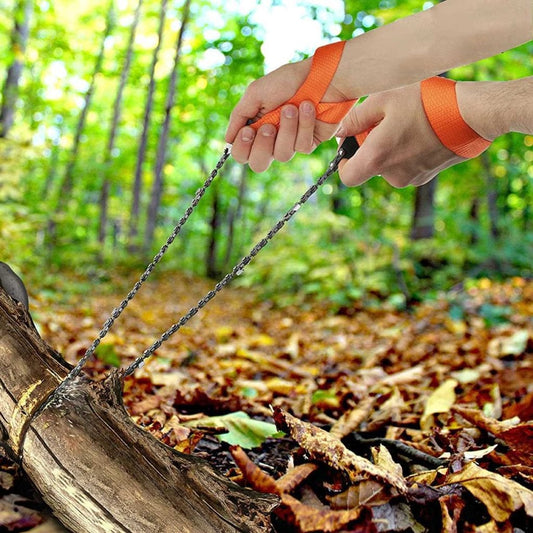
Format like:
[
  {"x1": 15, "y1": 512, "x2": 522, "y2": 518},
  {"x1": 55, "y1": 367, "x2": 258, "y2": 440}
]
[{"x1": 3, "y1": 274, "x2": 532, "y2": 532}]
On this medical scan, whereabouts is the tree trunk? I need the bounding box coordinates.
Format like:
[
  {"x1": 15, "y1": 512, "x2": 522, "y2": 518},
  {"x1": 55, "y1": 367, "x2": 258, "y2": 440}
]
[
  {"x1": 0, "y1": 0, "x2": 33, "y2": 138},
  {"x1": 0, "y1": 286, "x2": 276, "y2": 532},
  {"x1": 223, "y1": 164, "x2": 247, "y2": 271},
  {"x1": 98, "y1": 0, "x2": 143, "y2": 247},
  {"x1": 128, "y1": 0, "x2": 168, "y2": 250},
  {"x1": 480, "y1": 151, "x2": 500, "y2": 240},
  {"x1": 206, "y1": 183, "x2": 222, "y2": 278},
  {"x1": 410, "y1": 178, "x2": 437, "y2": 240},
  {"x1": 144, "y1": 0, "x2": 192, "y2": 252},
  {"x1": 47, "y1": 0, "x2": 115, "y2": 245}
]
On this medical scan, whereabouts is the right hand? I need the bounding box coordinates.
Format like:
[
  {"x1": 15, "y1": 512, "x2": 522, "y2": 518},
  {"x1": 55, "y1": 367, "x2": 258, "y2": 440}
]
[{"x1": 336, "y1": 82, "x2": 485, "y2": 188}]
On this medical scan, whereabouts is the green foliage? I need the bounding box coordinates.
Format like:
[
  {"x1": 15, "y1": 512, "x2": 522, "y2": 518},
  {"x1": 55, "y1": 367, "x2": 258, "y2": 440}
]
[{"x1": 0, "y1": 0, "x2": 531, "y2": 307}]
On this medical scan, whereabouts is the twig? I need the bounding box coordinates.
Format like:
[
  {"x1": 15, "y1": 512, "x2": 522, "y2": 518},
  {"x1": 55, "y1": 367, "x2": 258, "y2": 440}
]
[{"x1": 346, "y1": 432, "x2": 447, "y2": 470}]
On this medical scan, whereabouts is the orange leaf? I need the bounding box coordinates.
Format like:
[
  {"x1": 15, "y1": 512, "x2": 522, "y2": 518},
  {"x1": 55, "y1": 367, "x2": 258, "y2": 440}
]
[
  {"x1": 277, "y1": 463, "x2": 318, "y2": 494},
  {"x1": 229, "y1": 445, "x2": 279, "y2": 495}
]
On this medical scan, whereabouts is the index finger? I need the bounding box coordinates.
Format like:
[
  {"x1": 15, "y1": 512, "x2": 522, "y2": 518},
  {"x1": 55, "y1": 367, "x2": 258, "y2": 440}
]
[{"x1": 225, "y1": 84, "x2": 266, "y2": 143}]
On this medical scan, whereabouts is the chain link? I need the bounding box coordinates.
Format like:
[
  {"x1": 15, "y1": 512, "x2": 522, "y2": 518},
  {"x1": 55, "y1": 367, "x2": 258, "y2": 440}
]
[
  {"x1": 53, "y1": 142, "x2": 348, "y2": 393},
  {"x1": 124, "y1": 147, "x2": 347, "y2": 376},
  {"x1": 60, "y1": 144, "x2": 232, "y2": 387}
]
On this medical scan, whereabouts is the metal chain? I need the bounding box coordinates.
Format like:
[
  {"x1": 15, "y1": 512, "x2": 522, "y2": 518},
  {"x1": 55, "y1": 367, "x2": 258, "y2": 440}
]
[
  {"x1": 59, "y1": 144, "x2": 232, "y2": 388},
  {"x1": 124, "y1": 146, "x2": 348, "y2": 376},
  {"x1": 52, "y1": 141, "x2": 349, "y2": 396}
]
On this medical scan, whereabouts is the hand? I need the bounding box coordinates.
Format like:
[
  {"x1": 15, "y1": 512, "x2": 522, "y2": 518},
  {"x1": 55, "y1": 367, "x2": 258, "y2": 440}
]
[
  {"x1": 225, "y1": 58, "x2": 350, "y2": 172},
  {"x1": 336, "y1": 82, "x2": 489, "y2": 188}
]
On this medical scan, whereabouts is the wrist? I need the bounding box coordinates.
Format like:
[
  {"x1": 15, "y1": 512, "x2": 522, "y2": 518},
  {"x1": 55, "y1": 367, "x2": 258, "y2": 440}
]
[
  {"x1": 456, "y1": 81, "x2": 507, "y2": 141},
  {"x1": 421, "y1": 77, "x2": 492, "y2": 158}
]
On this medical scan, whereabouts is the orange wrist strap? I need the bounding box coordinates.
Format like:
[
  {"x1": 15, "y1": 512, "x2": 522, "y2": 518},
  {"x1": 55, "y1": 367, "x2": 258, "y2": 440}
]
[
  {"x1": 250, "y1": 41, "x2": 357, "y2": 130},
  {"x1": 421, "y1": 76, "x2": 491, "y2": 158}
]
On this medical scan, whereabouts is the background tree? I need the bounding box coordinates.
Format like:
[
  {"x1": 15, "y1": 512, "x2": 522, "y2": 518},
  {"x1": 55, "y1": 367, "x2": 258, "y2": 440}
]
[
  {"x1": 144, "y1": 0, "x2": 192, "y2": 252},
  {"x1": 128, "y1": 0, "x2": 168, "y2": 250},
  {"x1": 0, "y1": 0, "x2": 33, "y2": 138}
]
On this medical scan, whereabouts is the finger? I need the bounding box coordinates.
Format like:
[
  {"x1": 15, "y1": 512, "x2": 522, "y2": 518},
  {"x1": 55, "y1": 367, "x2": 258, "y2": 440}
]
[
  {"x1": 231, "y1": 126, "x2": 256, "y2": 164},
  {"x1": 225, "y1": 85, "x2": 264, "y2": 143},
  {"x1": 294, "y1": 101, "x2": 316, "y2": 154},
  {"x1": 274, "y1": 105, "x2": 298, "y2": 162},
  {"x1": 249, "y1": 124, "x2": 277, "y2": 172},
  {"x1": 338, "y1": 125, "x2": 390, "y2": 187},
  {"x1": 336, "y1": 97, "x2": 384, "y2": 139}
]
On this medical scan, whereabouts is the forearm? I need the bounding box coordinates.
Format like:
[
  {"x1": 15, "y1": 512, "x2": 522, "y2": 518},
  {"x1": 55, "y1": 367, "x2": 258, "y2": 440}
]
[
  {"x1": 457, "y1": 76, "x2": 533, "y2": 140},
  {"x1": 336, "y1": 0, "x2": 532, "y2": 98}
]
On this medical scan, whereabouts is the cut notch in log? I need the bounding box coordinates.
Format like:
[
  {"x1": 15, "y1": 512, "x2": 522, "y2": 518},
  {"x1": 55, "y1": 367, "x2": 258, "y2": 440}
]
[{"x1": 0, "y1": 286, "x2": 277, "y2": 532}]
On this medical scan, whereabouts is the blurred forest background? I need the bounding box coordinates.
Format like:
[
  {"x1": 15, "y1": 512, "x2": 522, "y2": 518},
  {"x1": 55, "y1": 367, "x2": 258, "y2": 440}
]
[{"x1": 1, "y1": 0, "x2": 532, "y2": 308}]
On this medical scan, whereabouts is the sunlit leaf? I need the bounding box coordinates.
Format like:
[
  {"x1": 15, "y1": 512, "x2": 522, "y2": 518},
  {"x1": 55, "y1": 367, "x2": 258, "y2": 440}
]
[{"x1": 186, "y1": 411, "x2": 283, "y2": 449}]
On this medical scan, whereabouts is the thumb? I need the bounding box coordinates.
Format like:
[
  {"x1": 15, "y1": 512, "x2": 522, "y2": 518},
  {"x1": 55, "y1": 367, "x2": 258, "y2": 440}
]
[{"x1": 335, "y1": 99, "x2": 383, "y2": 139}]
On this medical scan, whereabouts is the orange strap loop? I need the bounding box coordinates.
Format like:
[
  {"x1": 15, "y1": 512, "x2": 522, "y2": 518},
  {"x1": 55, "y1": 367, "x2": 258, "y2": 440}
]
[
  {"x1": 421, "y1": 76, "x2": 491, "y2": 158},
  {"x1": 250, "y1": 41, "x2": 357, "y2": 130}
]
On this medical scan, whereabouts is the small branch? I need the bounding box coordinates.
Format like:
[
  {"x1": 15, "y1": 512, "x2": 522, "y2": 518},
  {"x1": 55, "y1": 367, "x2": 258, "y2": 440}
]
[{"x1": 345, "y1": 432, "x2": 447, "y2": 470}]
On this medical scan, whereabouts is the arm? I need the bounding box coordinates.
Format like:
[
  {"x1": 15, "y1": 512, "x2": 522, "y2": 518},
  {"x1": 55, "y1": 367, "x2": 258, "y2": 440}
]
[
  {"x1": 226, "y1": 0, "x2": 532, "y2": 171},
  {"x1": 336, "y1": 0, "x2": 532, "y2": 98},
  {"x1": 336, "y1": 76, "x2": 533, "y2": 188}
]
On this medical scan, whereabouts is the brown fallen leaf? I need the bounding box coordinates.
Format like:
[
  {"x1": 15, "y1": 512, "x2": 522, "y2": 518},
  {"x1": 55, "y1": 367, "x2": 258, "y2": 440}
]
[
  {"x1": 276, "y1": 463, "x2": 318, "y2": 494},
  {"x1": 280, "y1": 493, "x2": 368, "y2": 533},
  {"x1": 273, "y1": 407, "x2": 408, "y2": 494},
  {"x1": 444, "y1": 461, "x2": 533, "y2": 522},
  {"x1": 329, "y1": 396, "x2": 376, "y2": 439},
  {"x1": 420, "y1": 379, "x2": 458, "y2": 430},
  {"x1": 497, "y1": 424, "x2": 533, "y2": 467},
  {"x1": 327, "y1": 480, "x2": 392, "y2": 509},
  {"x1": 452, "y1": 406, "x2": 533, "y2": 466},
  {"x1": 371, "y1": 502, "x2": 425, "y2": 533},
  {"x1": 439, "y1": 493, "x2": 465, "y2": 533},
  {"x1": 229, "y1": 445, "x2": 279, "y2": 495}
]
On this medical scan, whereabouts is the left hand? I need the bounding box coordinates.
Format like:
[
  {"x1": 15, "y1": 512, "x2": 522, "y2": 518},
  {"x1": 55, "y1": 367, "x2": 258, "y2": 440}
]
[
  {"x1": 225, "y1": 58, "x2": 350, "y2": 172},
  {"x1": 336, "y1": 82, "x2": 475, "y2": 188}
]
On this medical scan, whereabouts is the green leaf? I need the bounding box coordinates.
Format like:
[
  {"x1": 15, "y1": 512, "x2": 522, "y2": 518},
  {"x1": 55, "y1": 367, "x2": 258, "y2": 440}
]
[
  {"x1": 94, "y1": 343, "x2": 121, "y2": 368},
  {"x1": 186, "y1": 411, "x2": 283, "y2": 449},
  {"x1": 479, "y1": 304, "x2": 512, "y2": 327}
]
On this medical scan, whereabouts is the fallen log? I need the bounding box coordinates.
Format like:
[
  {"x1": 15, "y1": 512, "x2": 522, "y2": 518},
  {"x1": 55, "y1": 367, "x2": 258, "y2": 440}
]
[{"x1": 0, "y1": 285, "x2": 277, "y2": 532}]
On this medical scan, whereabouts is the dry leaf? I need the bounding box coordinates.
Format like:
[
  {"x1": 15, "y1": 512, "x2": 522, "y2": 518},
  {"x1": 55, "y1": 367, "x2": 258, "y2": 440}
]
[
  {"x1": 280, "y1": 493, "x2": 366, "y2": 533},
  {"x1": 273, "y1": 408, "x2": 408, "y2": 494},
  {"x1": 421, "y1": 379, "x2": 458, "y2": 430},
  {"x1": 445, "y1": 461, "x2": 533, "y2": 522},
  {"x1": 276, "y1": 463, "x2": 318, "y2": 494},
  {"x1": 371, "y1": 502, "x2": 425, "y2": 533},
  {"x1": 330, "y1": 396, "x2": 376, "y2": 439},
  {"x1": 372, "y1": 445, "x2": 403, "y2": 479},
  {"x1": 328, "y1": 480, "x2": 392, "y2": 509},
  {"x1": 439, "y1": 494, "x2": 465, "y2": 533},
  {"x1": 230, "y1": 445, "x2": 279, "y2": 495}
]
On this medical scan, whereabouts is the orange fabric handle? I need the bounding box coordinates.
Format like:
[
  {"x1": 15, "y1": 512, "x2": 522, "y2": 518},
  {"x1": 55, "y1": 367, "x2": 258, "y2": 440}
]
[
  {"x1": 421, "y1": 77, "x2": 491, "y2": 158},
  {"x1": 250, "y1": 41, "x2": 357, "y2": 130}
]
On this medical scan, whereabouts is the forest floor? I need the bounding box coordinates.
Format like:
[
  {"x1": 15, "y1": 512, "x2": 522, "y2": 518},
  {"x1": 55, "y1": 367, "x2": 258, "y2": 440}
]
[{"x1": 1, "y1": 271, "x2": 532, "y2": 532}]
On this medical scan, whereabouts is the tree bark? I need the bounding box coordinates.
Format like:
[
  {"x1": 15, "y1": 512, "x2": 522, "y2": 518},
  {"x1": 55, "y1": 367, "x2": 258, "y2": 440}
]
[
  {"x1": 0, "y1": 0, "x2": 33, "y2": 138},
  {"x1": 410, "y1": 178, "x2": 437, "y2": 240},
  {"x1": 128, "y1": 0, "x2": 168, "y2": 250},
  {"x1": 480, "y1": 151, "x2": 500, "y2": 241},
  {"x1": 0, "y1": 287, "x2": 276, "y2": 532},
  {"x1": 206, "y1": 183, "x2": 222, "y2": 278},
  {"x1": 144, "y1": 0, "x2": 192, "y2": 252},
  {"x1": 223, "y1": 164, "x2": 248, "y2": 271}
]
